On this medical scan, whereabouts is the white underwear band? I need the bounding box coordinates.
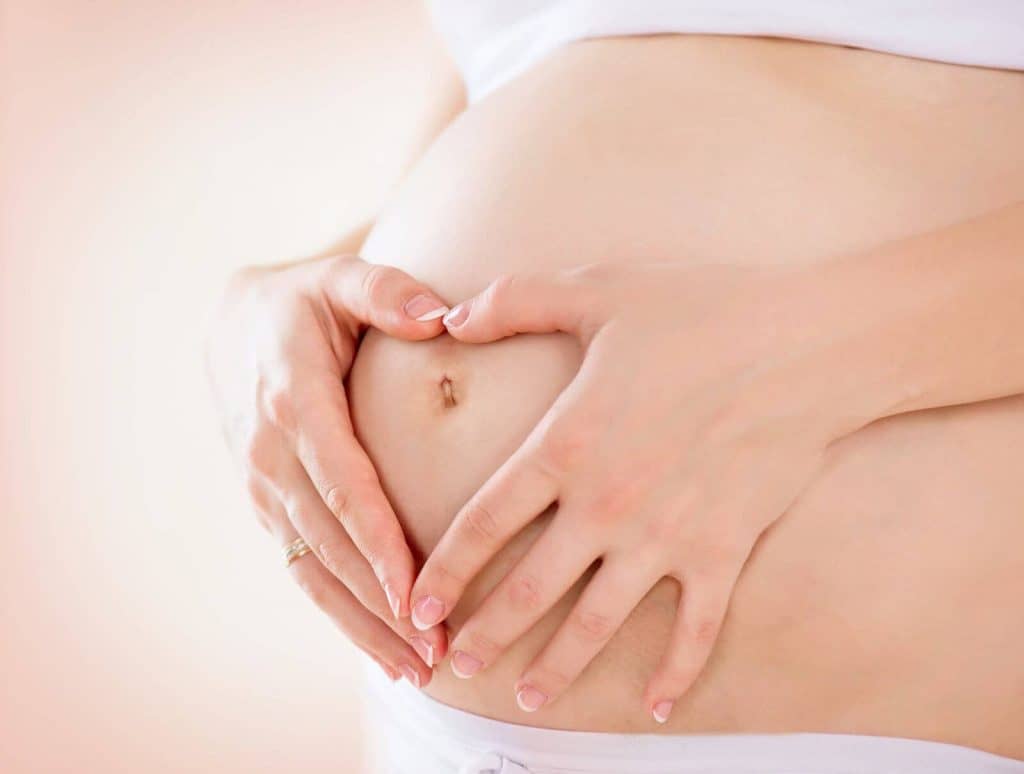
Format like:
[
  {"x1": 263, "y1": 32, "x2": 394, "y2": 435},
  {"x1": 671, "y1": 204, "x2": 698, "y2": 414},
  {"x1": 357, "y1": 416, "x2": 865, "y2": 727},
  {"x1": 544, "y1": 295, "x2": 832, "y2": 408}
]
[{"x1": 362, "y1": 658, "x2": 1024, "y2": 774}]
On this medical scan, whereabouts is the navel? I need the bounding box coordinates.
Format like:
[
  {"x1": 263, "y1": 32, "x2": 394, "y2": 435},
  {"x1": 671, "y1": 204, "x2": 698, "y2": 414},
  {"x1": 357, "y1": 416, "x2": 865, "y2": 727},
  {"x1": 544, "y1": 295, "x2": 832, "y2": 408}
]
[{"x1": 440, "y1": 375, "x2": 458, "y2": 408}]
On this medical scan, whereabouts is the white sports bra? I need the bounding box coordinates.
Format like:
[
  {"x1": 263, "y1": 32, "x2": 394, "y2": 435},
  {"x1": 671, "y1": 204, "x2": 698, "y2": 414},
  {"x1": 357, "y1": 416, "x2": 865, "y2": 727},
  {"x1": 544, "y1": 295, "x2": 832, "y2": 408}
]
[{"x1": 428, "y1": 0, "x2": 1024, "y2": 102}]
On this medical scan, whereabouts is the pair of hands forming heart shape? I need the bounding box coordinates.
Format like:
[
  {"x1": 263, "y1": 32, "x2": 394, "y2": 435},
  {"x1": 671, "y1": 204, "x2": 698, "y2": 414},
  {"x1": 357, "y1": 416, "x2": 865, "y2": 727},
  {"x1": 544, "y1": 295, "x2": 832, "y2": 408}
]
[{"x1": 207, "y1": 253, "x2": 850, "y2": 723}]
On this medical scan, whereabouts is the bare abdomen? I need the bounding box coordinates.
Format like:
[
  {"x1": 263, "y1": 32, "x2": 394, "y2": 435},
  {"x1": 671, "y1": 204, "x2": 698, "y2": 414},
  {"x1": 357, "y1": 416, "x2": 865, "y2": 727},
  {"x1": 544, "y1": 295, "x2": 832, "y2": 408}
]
[{"x1": 348, "y1": 35, "x2": 1024, "y2": 757}]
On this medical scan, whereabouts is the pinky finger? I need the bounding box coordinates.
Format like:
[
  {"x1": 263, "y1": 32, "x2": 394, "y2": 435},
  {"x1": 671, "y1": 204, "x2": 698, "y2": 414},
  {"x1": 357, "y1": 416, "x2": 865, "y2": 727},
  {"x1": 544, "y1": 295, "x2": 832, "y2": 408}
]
[
  {"x1": 644, "y1": 569, "x2": 739, "y2": 724},
  {"x1": 286, "y1": 538, "x2": 434, "y2": 689}
]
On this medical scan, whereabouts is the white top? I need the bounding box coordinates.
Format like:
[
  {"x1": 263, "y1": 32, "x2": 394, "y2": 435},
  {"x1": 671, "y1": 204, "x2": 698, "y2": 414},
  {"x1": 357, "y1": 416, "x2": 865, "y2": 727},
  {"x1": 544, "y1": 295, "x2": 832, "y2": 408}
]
[{"x1": 428, "y1": 0, "x2": 1024, "y2": 102}]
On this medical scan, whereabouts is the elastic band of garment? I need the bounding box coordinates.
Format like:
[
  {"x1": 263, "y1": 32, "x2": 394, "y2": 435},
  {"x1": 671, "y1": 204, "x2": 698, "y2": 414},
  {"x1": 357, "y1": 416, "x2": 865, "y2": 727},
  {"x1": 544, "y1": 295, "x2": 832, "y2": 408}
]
[{"x1": 362, "y1": 658, "x2": 1024, "y2": 773}]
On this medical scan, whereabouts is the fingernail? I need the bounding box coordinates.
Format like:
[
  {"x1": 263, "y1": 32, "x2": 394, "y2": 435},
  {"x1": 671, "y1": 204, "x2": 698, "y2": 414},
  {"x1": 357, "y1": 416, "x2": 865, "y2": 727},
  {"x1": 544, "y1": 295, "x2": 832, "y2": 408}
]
[
  {"x1": 384, "y1": 584, "x2": 401, "y2": 619},
  {"x1": 442, "y1": 302, "x2": 470, "y2": 328},
  {"x1": 405, "y1": 294, "x2": 449, "y2": 322},
  {"x1": 652, "y1": 700, "x2": 674, "y2": 724},
  {"x1": 450, "y1": 650, "x2": 483, "y2": 679},
  {"x1": 410, "y1": 637, "x2": 435, "y2": 668},
  {"x1": 398, "y1": 664, "x2": 421, "y2": 688},
  {"x1": 411, "y1": 595, "x2": 445, "y2": 630},
  {"x1": 515, "y1": 685, "x2": 547, "y2": 712}
]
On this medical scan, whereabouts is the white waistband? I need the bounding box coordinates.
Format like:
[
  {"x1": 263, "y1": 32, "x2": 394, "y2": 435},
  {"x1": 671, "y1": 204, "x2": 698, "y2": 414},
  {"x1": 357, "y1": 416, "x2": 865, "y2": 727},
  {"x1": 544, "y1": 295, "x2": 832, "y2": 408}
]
[{"x1": 361, "y1": 659, "x2": 1024, "y2": 774}]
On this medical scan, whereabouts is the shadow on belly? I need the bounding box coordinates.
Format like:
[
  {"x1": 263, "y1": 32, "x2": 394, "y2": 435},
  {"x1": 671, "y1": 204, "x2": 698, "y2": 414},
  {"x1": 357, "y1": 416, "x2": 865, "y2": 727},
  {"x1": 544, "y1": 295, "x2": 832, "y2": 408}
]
[{"x1": 348, "y1": 327, "x2": 1024, "y2": 756}]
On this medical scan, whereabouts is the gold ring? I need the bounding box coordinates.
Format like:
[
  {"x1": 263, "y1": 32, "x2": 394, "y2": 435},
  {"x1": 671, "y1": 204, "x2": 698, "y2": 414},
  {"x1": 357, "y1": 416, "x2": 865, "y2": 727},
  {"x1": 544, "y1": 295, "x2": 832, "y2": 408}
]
[{"x1": 282, "y1": 537, "x2": 312, "y2": 567}]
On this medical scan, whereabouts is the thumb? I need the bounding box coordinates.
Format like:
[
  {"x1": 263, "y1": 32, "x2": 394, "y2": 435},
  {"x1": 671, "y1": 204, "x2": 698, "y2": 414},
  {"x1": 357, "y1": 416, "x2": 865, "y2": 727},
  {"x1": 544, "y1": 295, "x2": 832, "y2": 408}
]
[
  {"x1": 323, "y1": 255, "x2": 450, "y2": 340},
  {"x1": 442, "y1": 271, "x2": 597, "y2": 343}
]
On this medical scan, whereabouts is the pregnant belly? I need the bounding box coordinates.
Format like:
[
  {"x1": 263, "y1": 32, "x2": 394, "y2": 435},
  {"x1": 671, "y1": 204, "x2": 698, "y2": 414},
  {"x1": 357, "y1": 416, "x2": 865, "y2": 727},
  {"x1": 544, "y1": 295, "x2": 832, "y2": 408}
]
[{"x1": 348, "y1": 36, "x2": 1024, "y2": 757}]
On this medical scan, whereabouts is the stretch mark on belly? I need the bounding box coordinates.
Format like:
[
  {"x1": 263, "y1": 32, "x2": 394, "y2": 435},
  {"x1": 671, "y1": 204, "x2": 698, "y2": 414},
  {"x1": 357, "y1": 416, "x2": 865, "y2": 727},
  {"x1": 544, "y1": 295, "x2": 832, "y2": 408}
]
[{"x1": 440, "y1": 376, "x2": 458, "y2": 408}]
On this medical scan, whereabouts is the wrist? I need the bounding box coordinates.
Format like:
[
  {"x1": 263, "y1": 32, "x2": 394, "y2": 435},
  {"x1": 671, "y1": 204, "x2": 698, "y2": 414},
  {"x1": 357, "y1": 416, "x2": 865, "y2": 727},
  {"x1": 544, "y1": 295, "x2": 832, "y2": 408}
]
[{"x1": 756, "y1": 261, "x2": 918, "y2": 444}]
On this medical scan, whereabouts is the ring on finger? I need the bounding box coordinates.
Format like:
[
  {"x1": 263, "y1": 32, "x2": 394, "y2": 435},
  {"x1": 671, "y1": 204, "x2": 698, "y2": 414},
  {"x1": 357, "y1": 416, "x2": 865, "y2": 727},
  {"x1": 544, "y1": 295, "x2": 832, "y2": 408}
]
[{"x1": 282, "y1": 536, "x2": 312, "y2": 567}]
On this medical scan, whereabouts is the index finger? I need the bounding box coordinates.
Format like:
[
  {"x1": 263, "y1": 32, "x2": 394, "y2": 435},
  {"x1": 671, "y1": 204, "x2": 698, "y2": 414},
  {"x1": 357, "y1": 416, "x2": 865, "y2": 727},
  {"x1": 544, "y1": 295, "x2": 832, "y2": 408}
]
[
  {"x1": 408, "y1": 433, "x2": 561, "y2": 632},
  {"x1": 442, "y1": 269, "x2": 599, "y2": 343},
  {"x1": 291, "y1": 379, "x2": 417, "y2": 619},
  {"x1": 322, "y1": 256, "x2": 450, "y2": 339},
  {"x1": 409, "y1": 368, "x2": 601, "y2": 630}
]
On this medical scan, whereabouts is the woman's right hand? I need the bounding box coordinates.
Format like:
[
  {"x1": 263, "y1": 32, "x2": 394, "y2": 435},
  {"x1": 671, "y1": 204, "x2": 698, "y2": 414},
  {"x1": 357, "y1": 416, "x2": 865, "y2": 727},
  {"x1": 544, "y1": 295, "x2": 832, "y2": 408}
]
[{"x1": 206, "y1": 254, "x2": 451, "y2": 687}]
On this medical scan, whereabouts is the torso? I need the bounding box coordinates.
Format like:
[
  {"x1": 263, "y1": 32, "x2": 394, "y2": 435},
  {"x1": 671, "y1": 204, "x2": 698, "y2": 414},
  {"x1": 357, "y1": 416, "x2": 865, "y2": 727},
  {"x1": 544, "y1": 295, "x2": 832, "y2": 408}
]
[{"x1": 348, "y1": 35, "x2": 1024, "y2": 758}]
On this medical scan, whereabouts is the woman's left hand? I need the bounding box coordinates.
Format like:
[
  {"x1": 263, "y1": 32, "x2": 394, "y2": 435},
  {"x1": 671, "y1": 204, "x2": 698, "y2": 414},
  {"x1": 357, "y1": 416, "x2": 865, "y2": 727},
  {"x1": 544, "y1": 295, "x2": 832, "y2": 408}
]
[{"x1": 409, "y1": 262, "x2": 853, "y2": 723}]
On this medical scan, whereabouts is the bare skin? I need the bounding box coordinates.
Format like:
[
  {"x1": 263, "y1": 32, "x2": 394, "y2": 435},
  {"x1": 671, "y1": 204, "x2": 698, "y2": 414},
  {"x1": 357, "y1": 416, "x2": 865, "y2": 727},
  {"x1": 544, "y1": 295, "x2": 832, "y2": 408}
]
[{"x1": 347, "y1": 35, "x2": 1024, "y2": 758}]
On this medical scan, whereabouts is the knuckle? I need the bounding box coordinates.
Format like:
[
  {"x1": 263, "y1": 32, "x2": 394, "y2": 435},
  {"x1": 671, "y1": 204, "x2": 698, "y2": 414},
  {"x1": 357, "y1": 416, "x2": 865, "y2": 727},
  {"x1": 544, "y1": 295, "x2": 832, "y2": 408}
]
[
  {"x1": 459, "y1": 499, "x2": 501, "y2": 545},
  {"x1": 693, "y1": 528, "x2": 748, "y2": 573},
  {"x1": 585, "y1": 480, "x2": 644, "y2": 526},
  {"x1": 535, "y1": 398, "x2": 610, "y2": 477},
  {"x1": 316, "y1": 467, "x2": 381, "y2": 521},
  {"x1": 486, "y1": 273, "x2": 517, "y2": 304},
  {"x1": 481, "y1": 273, "x2": 520, "y2": 334},
  {"x1": 572, "y1": 608, "x2": 616, "y2": 643},
  {"x1": 642, "y1": 511, "x2": 683, "y2": 544},
  {"x1": 537, "y1": 423, "x2": 589, "y2": 475},
  {"x1": 360, "y1": 263, "x2": 397, "y2": 305},
  {"x1": 282, "y1": 501, "x2": 307, "y2": 536},
  {"x1": 564, "y1": 264, "x2": 617, "y2": 318},
  {"x1": 321, "y1": 483, "x2": 353, "y2": 523},
  {"x1": 360, "y1": 519, "x2": 401, "y2": 565},
  {"x1": 462, "y1": 629, "x2": 502, "y2": 661},
  {"x1": 241, "y1": 433, "x2": 275, "y2": 477},
  {"x1": 260, "y1": 369, "x2": 303, "y2": 434},
  {"x1": 316, "y1": 540, "x2": 348, "y2": 580},
  {"x1": 431, "y1": 559, "x2": 469, "y2": 592},
  {"x1": 504, "y1": 572, "x2": 543, "y2": 612},
  {"x1": 263, "y1": 386, "x2": 294, "y2": 431},
  {"x1": 243, "y1": 473, "x2": 267, "y2": 506}
]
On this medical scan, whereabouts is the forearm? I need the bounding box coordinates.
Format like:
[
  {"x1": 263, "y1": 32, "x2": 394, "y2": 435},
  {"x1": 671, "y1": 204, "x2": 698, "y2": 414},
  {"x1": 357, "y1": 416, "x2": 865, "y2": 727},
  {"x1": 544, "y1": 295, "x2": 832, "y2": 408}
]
[{"x1": 777, "y1": 201, "x2": 1024, "y2": 439}]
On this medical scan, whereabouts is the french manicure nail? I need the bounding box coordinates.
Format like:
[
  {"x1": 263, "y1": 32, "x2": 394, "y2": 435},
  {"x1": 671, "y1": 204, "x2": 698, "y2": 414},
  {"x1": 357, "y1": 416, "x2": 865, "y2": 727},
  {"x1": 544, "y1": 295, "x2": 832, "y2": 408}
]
[
  {"x1": 405, "y1": 294, "x2": 449, "y2": 322},
  {"x1": 515, "y1": 685, "x2": 547, "y2": 712},
  {"x1": 652, "y1": 700, "x2": 674, "y2": 724},
  {"x1": 384, "y1": 584, "x2": 401, "y2": 619},
  {"x1": 443, "y1": 303, "x2": 469, "y2": 327},
  {"x1": 399, "y1": 664, "x2": 421, "y2": 688},
  {"x1": 450, "y1": 651, "x2": 483, "y2": 679},
  {"x1": 411, "y1": 596, "x2": 445, "y2": 630},
  {"x1": 410, "y1": 637, "x2": 435, "y2": 668}
]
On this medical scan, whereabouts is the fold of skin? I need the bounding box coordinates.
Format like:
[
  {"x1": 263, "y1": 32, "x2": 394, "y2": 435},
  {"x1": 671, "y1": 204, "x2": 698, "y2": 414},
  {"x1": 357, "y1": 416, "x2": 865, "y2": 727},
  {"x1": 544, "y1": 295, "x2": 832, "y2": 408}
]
[{"x1": 347, "y1": 35, "x2": 1024, "y2": 758}]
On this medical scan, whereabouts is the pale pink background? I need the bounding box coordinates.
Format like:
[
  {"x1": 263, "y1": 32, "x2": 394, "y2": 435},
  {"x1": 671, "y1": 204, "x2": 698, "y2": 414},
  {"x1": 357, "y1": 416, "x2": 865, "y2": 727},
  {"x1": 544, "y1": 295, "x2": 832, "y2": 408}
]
[{"x1": 0, "y1": 2, "x2": 452, "y2": 770}]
